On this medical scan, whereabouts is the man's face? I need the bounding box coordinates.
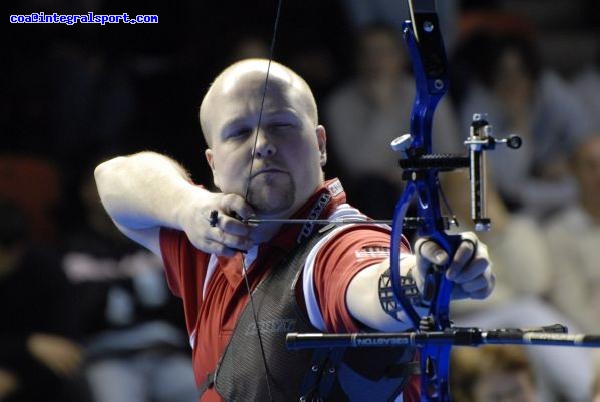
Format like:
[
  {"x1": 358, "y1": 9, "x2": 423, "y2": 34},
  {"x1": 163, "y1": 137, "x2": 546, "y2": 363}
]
[{"x1": 204, "y1": 72, "x2": 326, "y2": 217}]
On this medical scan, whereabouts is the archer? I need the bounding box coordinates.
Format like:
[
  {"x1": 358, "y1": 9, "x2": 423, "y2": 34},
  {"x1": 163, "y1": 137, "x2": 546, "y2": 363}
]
[{"x1": 94, "y1": 58, "x2": 493, "y2": 401}]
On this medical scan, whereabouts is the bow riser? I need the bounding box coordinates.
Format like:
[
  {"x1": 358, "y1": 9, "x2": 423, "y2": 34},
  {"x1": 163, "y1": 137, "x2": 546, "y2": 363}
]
[{"x1": 392, "y1": 3, "x2": 455, "y2": 401}]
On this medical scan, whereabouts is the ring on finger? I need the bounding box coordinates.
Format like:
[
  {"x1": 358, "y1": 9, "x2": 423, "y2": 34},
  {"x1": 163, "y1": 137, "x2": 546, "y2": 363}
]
[{"x1": 209, "y1": 210, "x2": 219, "y2": 227}]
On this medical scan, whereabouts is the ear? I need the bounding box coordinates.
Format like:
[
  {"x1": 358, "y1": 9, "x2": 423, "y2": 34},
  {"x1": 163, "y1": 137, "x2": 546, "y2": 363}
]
[
  {"x1": 316, "y1": 125, "x2": 327, "y2": 167},
  {"x1": 205, "y1": 148, "x2": 221, "y2": 188}
]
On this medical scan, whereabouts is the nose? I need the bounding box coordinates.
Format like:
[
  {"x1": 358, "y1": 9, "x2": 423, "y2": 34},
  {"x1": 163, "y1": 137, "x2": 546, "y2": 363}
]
[{"x1": 253, "y1": 130, "x2": 277, "y2": 158}]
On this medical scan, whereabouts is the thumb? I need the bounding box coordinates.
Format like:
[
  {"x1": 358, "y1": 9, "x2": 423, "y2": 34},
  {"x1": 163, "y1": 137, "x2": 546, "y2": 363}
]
[{"x1": 415, "y1": 238, "x2": 449, "y2": 267}]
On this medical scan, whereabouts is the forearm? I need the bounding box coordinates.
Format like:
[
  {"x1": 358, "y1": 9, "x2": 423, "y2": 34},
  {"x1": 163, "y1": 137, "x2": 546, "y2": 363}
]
[
  {"x1": 94, "y1": 151, "x2": 209, "y2": 231},
  {"x1": 346, "y1": 256, "x2": 427, "y2": 332}
]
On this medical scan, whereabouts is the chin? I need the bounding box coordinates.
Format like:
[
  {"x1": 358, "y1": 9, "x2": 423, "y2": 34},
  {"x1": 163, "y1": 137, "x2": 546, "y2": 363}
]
[
  {"x1": 249, "y1": 189, "x2": 295, "y2": 216},
  {"x1": 248, "y1": 174, "x2": 296, "y2": 214},
  {"x1": 252, "y1": 193, "x2": 295, "y2": 215}
]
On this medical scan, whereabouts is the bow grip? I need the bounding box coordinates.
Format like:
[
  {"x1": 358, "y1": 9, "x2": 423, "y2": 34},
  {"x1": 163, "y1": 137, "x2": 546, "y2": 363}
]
[{"x1": 420, "y1": 232, "x2": 463, "y2": 330}]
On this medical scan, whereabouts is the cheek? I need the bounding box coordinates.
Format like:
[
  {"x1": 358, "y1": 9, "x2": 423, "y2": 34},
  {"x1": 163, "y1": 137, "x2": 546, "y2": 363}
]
[
  {"x1": 212, "y1": 149, "x2": 249, "y2": 186},
  {"x1": 214, "y1": 144, "x2": 247, "y2": 169},
  {"x1": 296, "y1": 134, "x2": 321, "y2": 157},
  {"x1": 287, "y1": 140, "x2": 320, "y2": 168},
  {"x1": 291, "y1": 145, "x2": 323, "y2": 186}
]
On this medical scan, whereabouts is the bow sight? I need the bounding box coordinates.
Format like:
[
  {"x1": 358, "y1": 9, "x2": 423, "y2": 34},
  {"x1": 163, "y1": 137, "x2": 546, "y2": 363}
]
[{"x1": 391, "y1": 113, "x2": 522, "y2": 234}]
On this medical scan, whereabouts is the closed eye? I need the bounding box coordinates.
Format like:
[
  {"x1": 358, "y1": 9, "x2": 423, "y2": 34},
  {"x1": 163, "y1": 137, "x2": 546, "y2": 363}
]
[
  {"x1": 228, "y1": 127, "x2": 253, "y2": 139},
  {"x1": 269, "y1": 122, "x2": 296, "y2": 131}
]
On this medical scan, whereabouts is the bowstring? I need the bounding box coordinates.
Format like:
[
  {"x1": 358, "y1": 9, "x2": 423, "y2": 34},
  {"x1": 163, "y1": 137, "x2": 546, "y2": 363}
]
[{"x1": 239, "y1": 1, "x2": 283, "y2": 401}]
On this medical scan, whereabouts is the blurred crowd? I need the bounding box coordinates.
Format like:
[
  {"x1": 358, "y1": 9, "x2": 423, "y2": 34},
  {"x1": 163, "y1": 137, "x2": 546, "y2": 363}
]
[{"x1": 3, "y1": 0, "x2": 600, "y2": 401}]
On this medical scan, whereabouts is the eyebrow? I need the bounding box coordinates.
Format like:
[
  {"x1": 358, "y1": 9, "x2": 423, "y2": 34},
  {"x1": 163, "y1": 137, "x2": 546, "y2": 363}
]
[
  {"x1": 263, "y1": 109, "x2": 301, "y2": 122},
  {"x1": 222, "y1": 116, "x2": 251, "y2": 131}
]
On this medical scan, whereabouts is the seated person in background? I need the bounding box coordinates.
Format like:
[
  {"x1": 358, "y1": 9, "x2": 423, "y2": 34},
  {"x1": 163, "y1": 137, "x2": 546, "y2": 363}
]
[
  {"x1": 593, "y1": 373, "x2": 600, "y2": 402},
  {"x1": 62, "y1": 172, "x2": 197, "y2": 402},
  {"x1": 442, "y1": 169, "x2": 593, "y2": 402},
  {"x1": 0, "y1": 199, "x2": 91, "y2": 402},
  {"x1": 545, "y1": 133, "x2": 600, "y2": 369},
  {"x1": 457, "y1": 31, "x2": 591, "y2": 218},
  {"x1": 571, "y1": 42, "x2": 600, "y2": 132},
  {"x1": 451, "y1": 345, "x2": 537, "y2": 402},
  {"x1": 323, "y1": 22, "x2": 460, "y2": 218},
  {"x1": 442, "y1": 170, "x2": 551, "y2": 314}
]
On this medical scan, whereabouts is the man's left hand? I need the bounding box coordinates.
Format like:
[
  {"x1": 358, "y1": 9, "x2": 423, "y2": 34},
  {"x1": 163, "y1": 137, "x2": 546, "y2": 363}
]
[{"x1": 415, "y1": 232, "x2": 494, "y2": 300}]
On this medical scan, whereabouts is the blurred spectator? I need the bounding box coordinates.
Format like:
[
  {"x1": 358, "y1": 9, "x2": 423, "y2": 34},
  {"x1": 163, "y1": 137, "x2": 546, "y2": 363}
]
[
  {"x1": 0, "y1": 155, "x2": 62, "y2": 244},
  {"x1": 339, "y1": 0, "x2": 459, "y2": 50},
  {"x1": 450, "y1": 10, "x2": 535, "y2": 106},
  {"x1": 323, "y1": 22, "x2": 460, "y2": 218},
  {"x1": 191, "y1": 1, "x2": 353, "y2": 103},
  {"x1": 48, "y1": 44, "x2": 137, "y2": 166},
  {"x1": 0, "y1": 199, "x2": 91, "y2": 402},
  {"x1": 274, "y1": 0, "x2": 354, "y2": 102},
  {"x1": 593, "y1": 373, "x2": 600, "y2": 402},
  {"x1": 227, "y1": 35, "x2": 270, "y2": 64},
  {"x1": 571, "y1": 43, "x2": 600, "y2": 131},
  {"x1": 444, "y1": 171, "x2": 552, "y2": 314},
  {"x1": 450, "y1": 345, "x2": 537, "y2": 402},
  {"x1": 545, "y1": 134, "x2": 600, "y2": 364},
  {"x1": 61, "y1": 170, "x2": 197, "y2": 402},
  {"x1": 443, "y1": 169, "x2": 593, "y2": 401},
  {"x1": 456, "y1": 31, "x2": 591, "y2": 218}
]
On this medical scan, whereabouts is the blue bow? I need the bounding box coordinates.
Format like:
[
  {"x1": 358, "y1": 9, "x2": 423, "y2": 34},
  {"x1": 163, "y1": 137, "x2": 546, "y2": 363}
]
[{"x1": 388, "y1": 2, "x2": 456, "y2": 399}]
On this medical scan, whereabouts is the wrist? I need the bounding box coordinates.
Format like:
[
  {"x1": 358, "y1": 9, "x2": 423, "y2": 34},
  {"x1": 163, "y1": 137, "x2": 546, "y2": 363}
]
[{"x1": 175, "y1": 185, "x2": 213, "y2": 230}]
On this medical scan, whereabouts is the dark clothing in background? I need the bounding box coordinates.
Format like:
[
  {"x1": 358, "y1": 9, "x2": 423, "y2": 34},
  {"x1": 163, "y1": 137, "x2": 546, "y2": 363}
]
[
  {"x1": 0, "y1": 246, "x2": 89, "y2": 402},
  {"x1": 64, "y1": 228, "x2": 186, "y2": 338},
  {"x1": 62, "y1": 227, "x2": 197, "y2": 402}
]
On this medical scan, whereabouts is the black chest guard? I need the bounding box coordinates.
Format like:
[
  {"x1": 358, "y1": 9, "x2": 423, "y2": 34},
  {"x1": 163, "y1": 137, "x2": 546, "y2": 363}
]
[{"x1": 207, "y1": 227, "x2": 419, "y2": 401}]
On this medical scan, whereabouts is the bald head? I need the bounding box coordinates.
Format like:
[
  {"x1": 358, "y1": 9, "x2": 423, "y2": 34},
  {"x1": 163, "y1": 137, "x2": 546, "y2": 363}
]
[{"x1": 199, "y1": 59, "x2": 318, "y2": 146}]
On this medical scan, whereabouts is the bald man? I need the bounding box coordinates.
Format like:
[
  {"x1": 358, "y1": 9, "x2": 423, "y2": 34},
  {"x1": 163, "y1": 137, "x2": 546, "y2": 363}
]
[{"x1": 95, "y1": 59, "x2": 494, "y2": 401}]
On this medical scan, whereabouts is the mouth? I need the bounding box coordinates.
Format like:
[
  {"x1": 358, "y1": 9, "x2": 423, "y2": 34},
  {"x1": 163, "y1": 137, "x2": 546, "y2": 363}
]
[{"x1": 250, "y1": 167, "x2": 288, "y2": 178}]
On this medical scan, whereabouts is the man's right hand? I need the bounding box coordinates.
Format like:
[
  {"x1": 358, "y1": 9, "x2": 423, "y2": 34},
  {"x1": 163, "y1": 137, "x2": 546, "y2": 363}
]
[
  {"x1": 95, "y1": 153, "x2": 260, "y2": 257},
  {"x1": 179, "y1": 191, "x2": 256, "y2": 257}
]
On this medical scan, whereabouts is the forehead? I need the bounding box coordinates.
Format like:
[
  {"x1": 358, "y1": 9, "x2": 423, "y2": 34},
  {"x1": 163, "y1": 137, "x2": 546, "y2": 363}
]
[
  {"x1": 211, "y1": 74, "x2": 299, "y2": 126},
  {"x1": 202, "y1": 64, "x2": 314, "y2": 140},
  {"x1": 219, "y1": 62, "x2": 297, "y2": 93},
  {"x1": 222, "y1": 72, "x2": 293, "y2": 106}
]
